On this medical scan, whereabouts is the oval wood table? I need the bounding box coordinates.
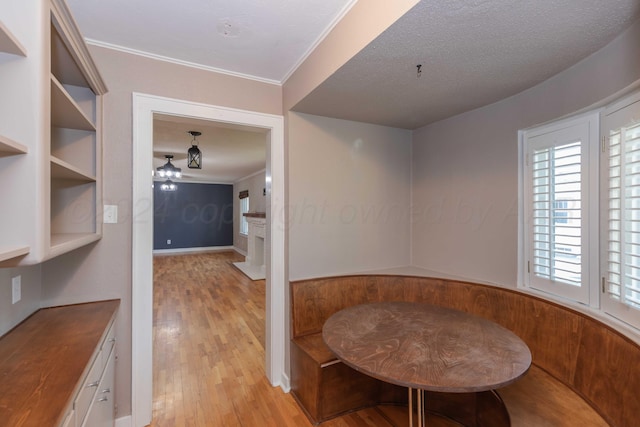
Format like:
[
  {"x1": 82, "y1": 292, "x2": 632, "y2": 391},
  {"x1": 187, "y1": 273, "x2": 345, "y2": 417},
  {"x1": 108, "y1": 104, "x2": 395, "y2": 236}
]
[{"x1": 322, "y1": 301, "x2": 532, "y2": 427}]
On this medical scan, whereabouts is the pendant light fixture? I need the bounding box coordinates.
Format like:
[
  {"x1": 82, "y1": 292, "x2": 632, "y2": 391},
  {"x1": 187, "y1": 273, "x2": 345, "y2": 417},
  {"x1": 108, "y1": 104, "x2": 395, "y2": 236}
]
[
  {"x1": 156, "y1": 154, "x2": 182, "y2": 179},
  {"x1": 159, "y1": 179, "x2": 177, "y2": 191},
  {"x1": 187, "y1": 130, "x2": 202, "y2": 169},
  {"x1": 156, "y1": 154, "x2": 181, "y2": 192}
]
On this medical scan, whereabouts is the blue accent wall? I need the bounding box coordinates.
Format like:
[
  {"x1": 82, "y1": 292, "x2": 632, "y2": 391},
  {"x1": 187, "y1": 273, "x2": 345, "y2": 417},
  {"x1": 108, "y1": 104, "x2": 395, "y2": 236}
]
[{"x1": 154, "y1": 182, "x2": 233, "y2": 250}]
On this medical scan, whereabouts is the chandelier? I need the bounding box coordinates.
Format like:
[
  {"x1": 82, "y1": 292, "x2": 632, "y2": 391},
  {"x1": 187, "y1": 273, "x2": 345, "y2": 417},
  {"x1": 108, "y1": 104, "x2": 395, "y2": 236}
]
[
  {"x1": 159, "y1": 180, "x2": 177, "y2": 191},
  {"x1": 157, "y1": 154, "x2": 181, "y2": 191},
  {"x1": 156, "y1": 154, "x2": 182, "y2": 179}
]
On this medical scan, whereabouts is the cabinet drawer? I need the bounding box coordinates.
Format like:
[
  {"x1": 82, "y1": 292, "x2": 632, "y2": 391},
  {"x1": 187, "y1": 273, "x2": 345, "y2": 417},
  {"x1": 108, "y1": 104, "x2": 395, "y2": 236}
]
[
  {"x1": 74, "y1": 348, "x2": 103, "y2": 425},
  {"x1": 101, "y1": 323, "x2": 116, "y2": 365},
  {"x1": 81, "y1": 348, "x2": 116, "y2": 427},
  {"x1": 61, "y1": 409, "x2": 75, "y2": 427}
]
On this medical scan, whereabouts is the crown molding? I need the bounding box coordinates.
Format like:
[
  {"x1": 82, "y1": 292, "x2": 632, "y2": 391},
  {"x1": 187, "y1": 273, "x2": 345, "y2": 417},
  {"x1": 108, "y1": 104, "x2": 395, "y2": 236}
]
[
  {"x1": 86, "y1": 39, "x2": 282, "y2": 86},
  {"x1": 281, "y1": 0, "x2": 358, "y2": 84}
]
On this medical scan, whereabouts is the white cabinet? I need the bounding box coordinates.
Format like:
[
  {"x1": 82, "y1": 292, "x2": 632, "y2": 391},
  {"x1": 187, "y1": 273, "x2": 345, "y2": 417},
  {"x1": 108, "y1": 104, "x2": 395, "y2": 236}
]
[
  {"x1": 0, "y1": 0, "x2": 106, "y2": 267},
  {"x1": 0, "y1": 300, "x2": 119, "y2": 426},
  {"x1": 82, "y1": 348, "x2": 116, "y2": 427},
  {"x1": 74, "y1": 348, "x2": 105, "y2": 424},
  {"x1": 67, "y1": 322, "x2": 116, "y2": 427}
]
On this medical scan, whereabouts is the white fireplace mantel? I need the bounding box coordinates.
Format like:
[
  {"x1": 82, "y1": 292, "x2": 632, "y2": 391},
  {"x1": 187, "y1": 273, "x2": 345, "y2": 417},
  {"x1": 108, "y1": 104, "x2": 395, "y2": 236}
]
[{"x1": 233, "y1": 214, "x2": 266, "y2": 280}]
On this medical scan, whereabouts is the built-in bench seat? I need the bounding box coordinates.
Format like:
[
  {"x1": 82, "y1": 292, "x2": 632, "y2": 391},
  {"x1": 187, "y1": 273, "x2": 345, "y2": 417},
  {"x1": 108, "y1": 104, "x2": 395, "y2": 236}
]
[
  {"x1": 291, "y1": 333, "x2": 405, "y2": 423},
  {"x1": 499, "y1": 366, "x2": 607, "y2": 427},
  {"x1": 290, "y1": 275, "x2": 640, "y2": 426}
]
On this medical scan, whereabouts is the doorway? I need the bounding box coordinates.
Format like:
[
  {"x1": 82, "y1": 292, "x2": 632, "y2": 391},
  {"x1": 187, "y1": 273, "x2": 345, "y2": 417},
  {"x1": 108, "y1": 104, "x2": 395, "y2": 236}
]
[{"x1": 132, "y1": 93, "x2": 286, "y2": 427}]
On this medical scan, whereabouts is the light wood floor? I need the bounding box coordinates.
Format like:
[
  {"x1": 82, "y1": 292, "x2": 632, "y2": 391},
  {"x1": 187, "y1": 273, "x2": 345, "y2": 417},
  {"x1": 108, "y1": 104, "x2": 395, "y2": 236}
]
[{"x1": 151, "y1": 251, "x2": 457, "y2": 427}]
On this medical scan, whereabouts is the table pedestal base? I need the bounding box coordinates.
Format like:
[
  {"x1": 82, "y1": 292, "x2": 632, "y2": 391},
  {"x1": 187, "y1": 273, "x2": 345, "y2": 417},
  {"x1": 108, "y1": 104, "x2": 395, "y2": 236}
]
[
  {"x1": 408, "y1": 388, "x2": 426, "y2": 427},
  {"x1": 407, "y1": 388, "x2": 511, "y2": 427}
]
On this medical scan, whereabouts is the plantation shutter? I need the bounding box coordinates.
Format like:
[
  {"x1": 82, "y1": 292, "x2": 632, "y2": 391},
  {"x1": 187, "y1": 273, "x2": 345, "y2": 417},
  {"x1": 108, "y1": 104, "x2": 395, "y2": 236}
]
[
  {"x1": 606, "y1": 121, "x2": 640, "y2": 308},
  {"x1": 600, "y1": 92, "x2": 640, "y2": 327},
  {"x1": 531, "y1": 141, "x2": 583, "y2": 286},
  {"x1": 523, "y1": 115, "x2": 595, "y2": 304}
]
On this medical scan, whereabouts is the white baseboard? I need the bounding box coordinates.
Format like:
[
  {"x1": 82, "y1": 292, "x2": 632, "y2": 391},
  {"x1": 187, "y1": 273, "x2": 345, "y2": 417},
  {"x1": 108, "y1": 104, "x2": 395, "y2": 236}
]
[
  {"x1": 280, "y1": 372, "x2": 291, "y2": 393},
  {"x1": 115, "y1": 415, "x2": 132, "y2": 427},
  {"x1": 153, "y1": 245, "x2": 235, "y2": 255},
  {"x1": 234, "y1": 246, "x2": 247, "y2": 256}
]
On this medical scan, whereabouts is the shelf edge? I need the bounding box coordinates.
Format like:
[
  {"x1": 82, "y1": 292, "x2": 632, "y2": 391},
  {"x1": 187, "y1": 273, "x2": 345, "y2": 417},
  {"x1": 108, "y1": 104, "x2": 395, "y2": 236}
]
[
  {"x1": 0, "y1": 246, "x2": 30, "y2": 263},
  {"x1": 50, "y1": 74, "x2": 96, "y2": 131},
  {"x1": 48, "y1": 233, "x2": 101, "y2": 259},
  {"x1": 0, "y1": 20, "x2": 27, "y2": 57},
  {"x1": 50, "y1": 155, "x2": 96, "y2": 181},
  {"x1": 0, "y1": 134, "x2": 28, "y2": 155}
]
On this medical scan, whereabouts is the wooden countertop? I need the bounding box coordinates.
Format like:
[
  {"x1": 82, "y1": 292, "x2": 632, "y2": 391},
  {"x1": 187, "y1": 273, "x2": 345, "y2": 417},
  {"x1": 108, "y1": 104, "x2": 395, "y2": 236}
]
[
  {"x1": 0, "y1": 299, "x2": 120, "y2": 426},
  {"x1": 323, "y1": 301, "x2": 531, "y2": 393},
  {"x1": 243, "y1": 212, "x2": 266, "y2": 218}
]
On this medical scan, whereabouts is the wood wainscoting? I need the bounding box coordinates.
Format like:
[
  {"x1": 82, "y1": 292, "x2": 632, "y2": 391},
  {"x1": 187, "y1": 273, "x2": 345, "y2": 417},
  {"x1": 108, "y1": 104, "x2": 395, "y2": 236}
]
[{"x1": 291, "y1": 275, "x2": 638, "y2": 427}]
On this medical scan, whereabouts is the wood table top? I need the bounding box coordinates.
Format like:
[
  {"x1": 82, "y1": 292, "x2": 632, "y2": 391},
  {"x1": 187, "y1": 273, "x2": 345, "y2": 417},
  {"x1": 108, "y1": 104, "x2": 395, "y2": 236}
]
[
  {"x1": 323, "y1": 301, "x2": 531, "y2": 393},
  {"x1": 0, "y1": 300, "x2": 120, "y2": 427}
]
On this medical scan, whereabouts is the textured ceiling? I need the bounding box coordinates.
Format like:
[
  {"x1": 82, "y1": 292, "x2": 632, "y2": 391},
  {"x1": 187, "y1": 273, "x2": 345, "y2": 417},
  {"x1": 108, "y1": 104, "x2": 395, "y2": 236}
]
[{"x1": 293, "y1": 0, "x2": 640, "y2": 129}]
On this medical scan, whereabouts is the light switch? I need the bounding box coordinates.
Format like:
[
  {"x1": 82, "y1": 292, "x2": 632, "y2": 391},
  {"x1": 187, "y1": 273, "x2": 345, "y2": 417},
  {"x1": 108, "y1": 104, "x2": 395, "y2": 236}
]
[
  {"x1": 104, "y1": 205, "x2": 118, "y2": 224},
  {"x1": 12, "y1": 275, "x2": 21, "y2": 304}
]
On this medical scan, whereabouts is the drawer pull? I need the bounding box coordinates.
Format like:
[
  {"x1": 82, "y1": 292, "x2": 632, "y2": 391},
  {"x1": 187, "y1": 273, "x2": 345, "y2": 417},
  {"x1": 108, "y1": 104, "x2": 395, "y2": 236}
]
[
  {"x1": 101, "y1": 388, "x2": 111, "y2": 394},
  {"x1": 98, "y1": 397, "x2": 108, "y2": 402},
  {"x1": 87, "y1": 381, "x2": 99, "y2": 388}
]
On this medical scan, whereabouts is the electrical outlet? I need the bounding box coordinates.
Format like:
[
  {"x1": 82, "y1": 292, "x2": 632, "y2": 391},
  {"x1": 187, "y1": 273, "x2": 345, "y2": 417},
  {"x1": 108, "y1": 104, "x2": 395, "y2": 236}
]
[
  {"x1": 167, "y1": 239, "x2": 171, "y2": 245},
  {"x1": 12, "y1": 275, "x2": 21, "y2": 304}
]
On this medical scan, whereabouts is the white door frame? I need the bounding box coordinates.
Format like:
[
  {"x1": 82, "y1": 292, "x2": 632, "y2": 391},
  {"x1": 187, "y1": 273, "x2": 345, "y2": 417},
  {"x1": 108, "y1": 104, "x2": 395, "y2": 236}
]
[{"x1": 131, "y1": 93, "x2": 286, "y2": 427}]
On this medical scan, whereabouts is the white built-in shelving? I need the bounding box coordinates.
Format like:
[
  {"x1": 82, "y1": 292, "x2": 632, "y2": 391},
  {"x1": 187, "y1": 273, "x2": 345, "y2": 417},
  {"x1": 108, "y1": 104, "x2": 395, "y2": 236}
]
[
  {"x1": 50, "y1": 156, "x2": 95, "y2": 181},
  {"x1": 0, "y1": 15, "x2": 30, "y2": 264},
  {"x1": 0, "y1": 135, "x2": 30, "y2": 260},
  {"x1": 50, "y1": 75, "x2": 96, "y2": 131},
  {"x1": 0, "y1": 0, "x2": 106, "y2": 267},
  {"x1": 48, "y1": 1, "x2": 106, "y2": 260}
]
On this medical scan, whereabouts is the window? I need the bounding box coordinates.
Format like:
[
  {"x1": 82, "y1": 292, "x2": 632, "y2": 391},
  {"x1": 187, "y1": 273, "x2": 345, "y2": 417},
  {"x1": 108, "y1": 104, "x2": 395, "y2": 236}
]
[
  {"x1": 521, "y1": 92, "x2": 640, "y2": 330},
  {"x1": 553, "y1": 200, "x2": 569, "y2": 224},
  {"x1": 601, "y1": 91, "x2": 640, "y2": 327},
  {"x1": 240, "y1": 196, "x2": 249, "y2": 235},
  {"x1": 522, "y1": 113, "x2": 598, "y2": 305},
  {"x1": 532, "y1": 142, "x2": 582, "y2": 286}
]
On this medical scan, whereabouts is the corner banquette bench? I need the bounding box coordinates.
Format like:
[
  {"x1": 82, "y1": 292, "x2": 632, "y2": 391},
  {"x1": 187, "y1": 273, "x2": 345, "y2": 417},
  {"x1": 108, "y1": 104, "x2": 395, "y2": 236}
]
[{"x1": 290, "y1": 275, "x2": 640, "y2": 426}]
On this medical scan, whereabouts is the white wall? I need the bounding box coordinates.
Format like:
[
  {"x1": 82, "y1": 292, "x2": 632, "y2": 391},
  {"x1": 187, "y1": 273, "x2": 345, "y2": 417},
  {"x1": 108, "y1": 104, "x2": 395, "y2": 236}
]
[
  {"x1": 411, "y1": 19, "x2": 640, "y2": 287},
  {"x1": 233, "y1": 170, "x2": 266, "y2": 252},
  {"x1": 0, "y1": 265, "x2": 41, "y2": 336},
  {"x1": 288, "y1": 112, "x2": 412, "y2": 280}
]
